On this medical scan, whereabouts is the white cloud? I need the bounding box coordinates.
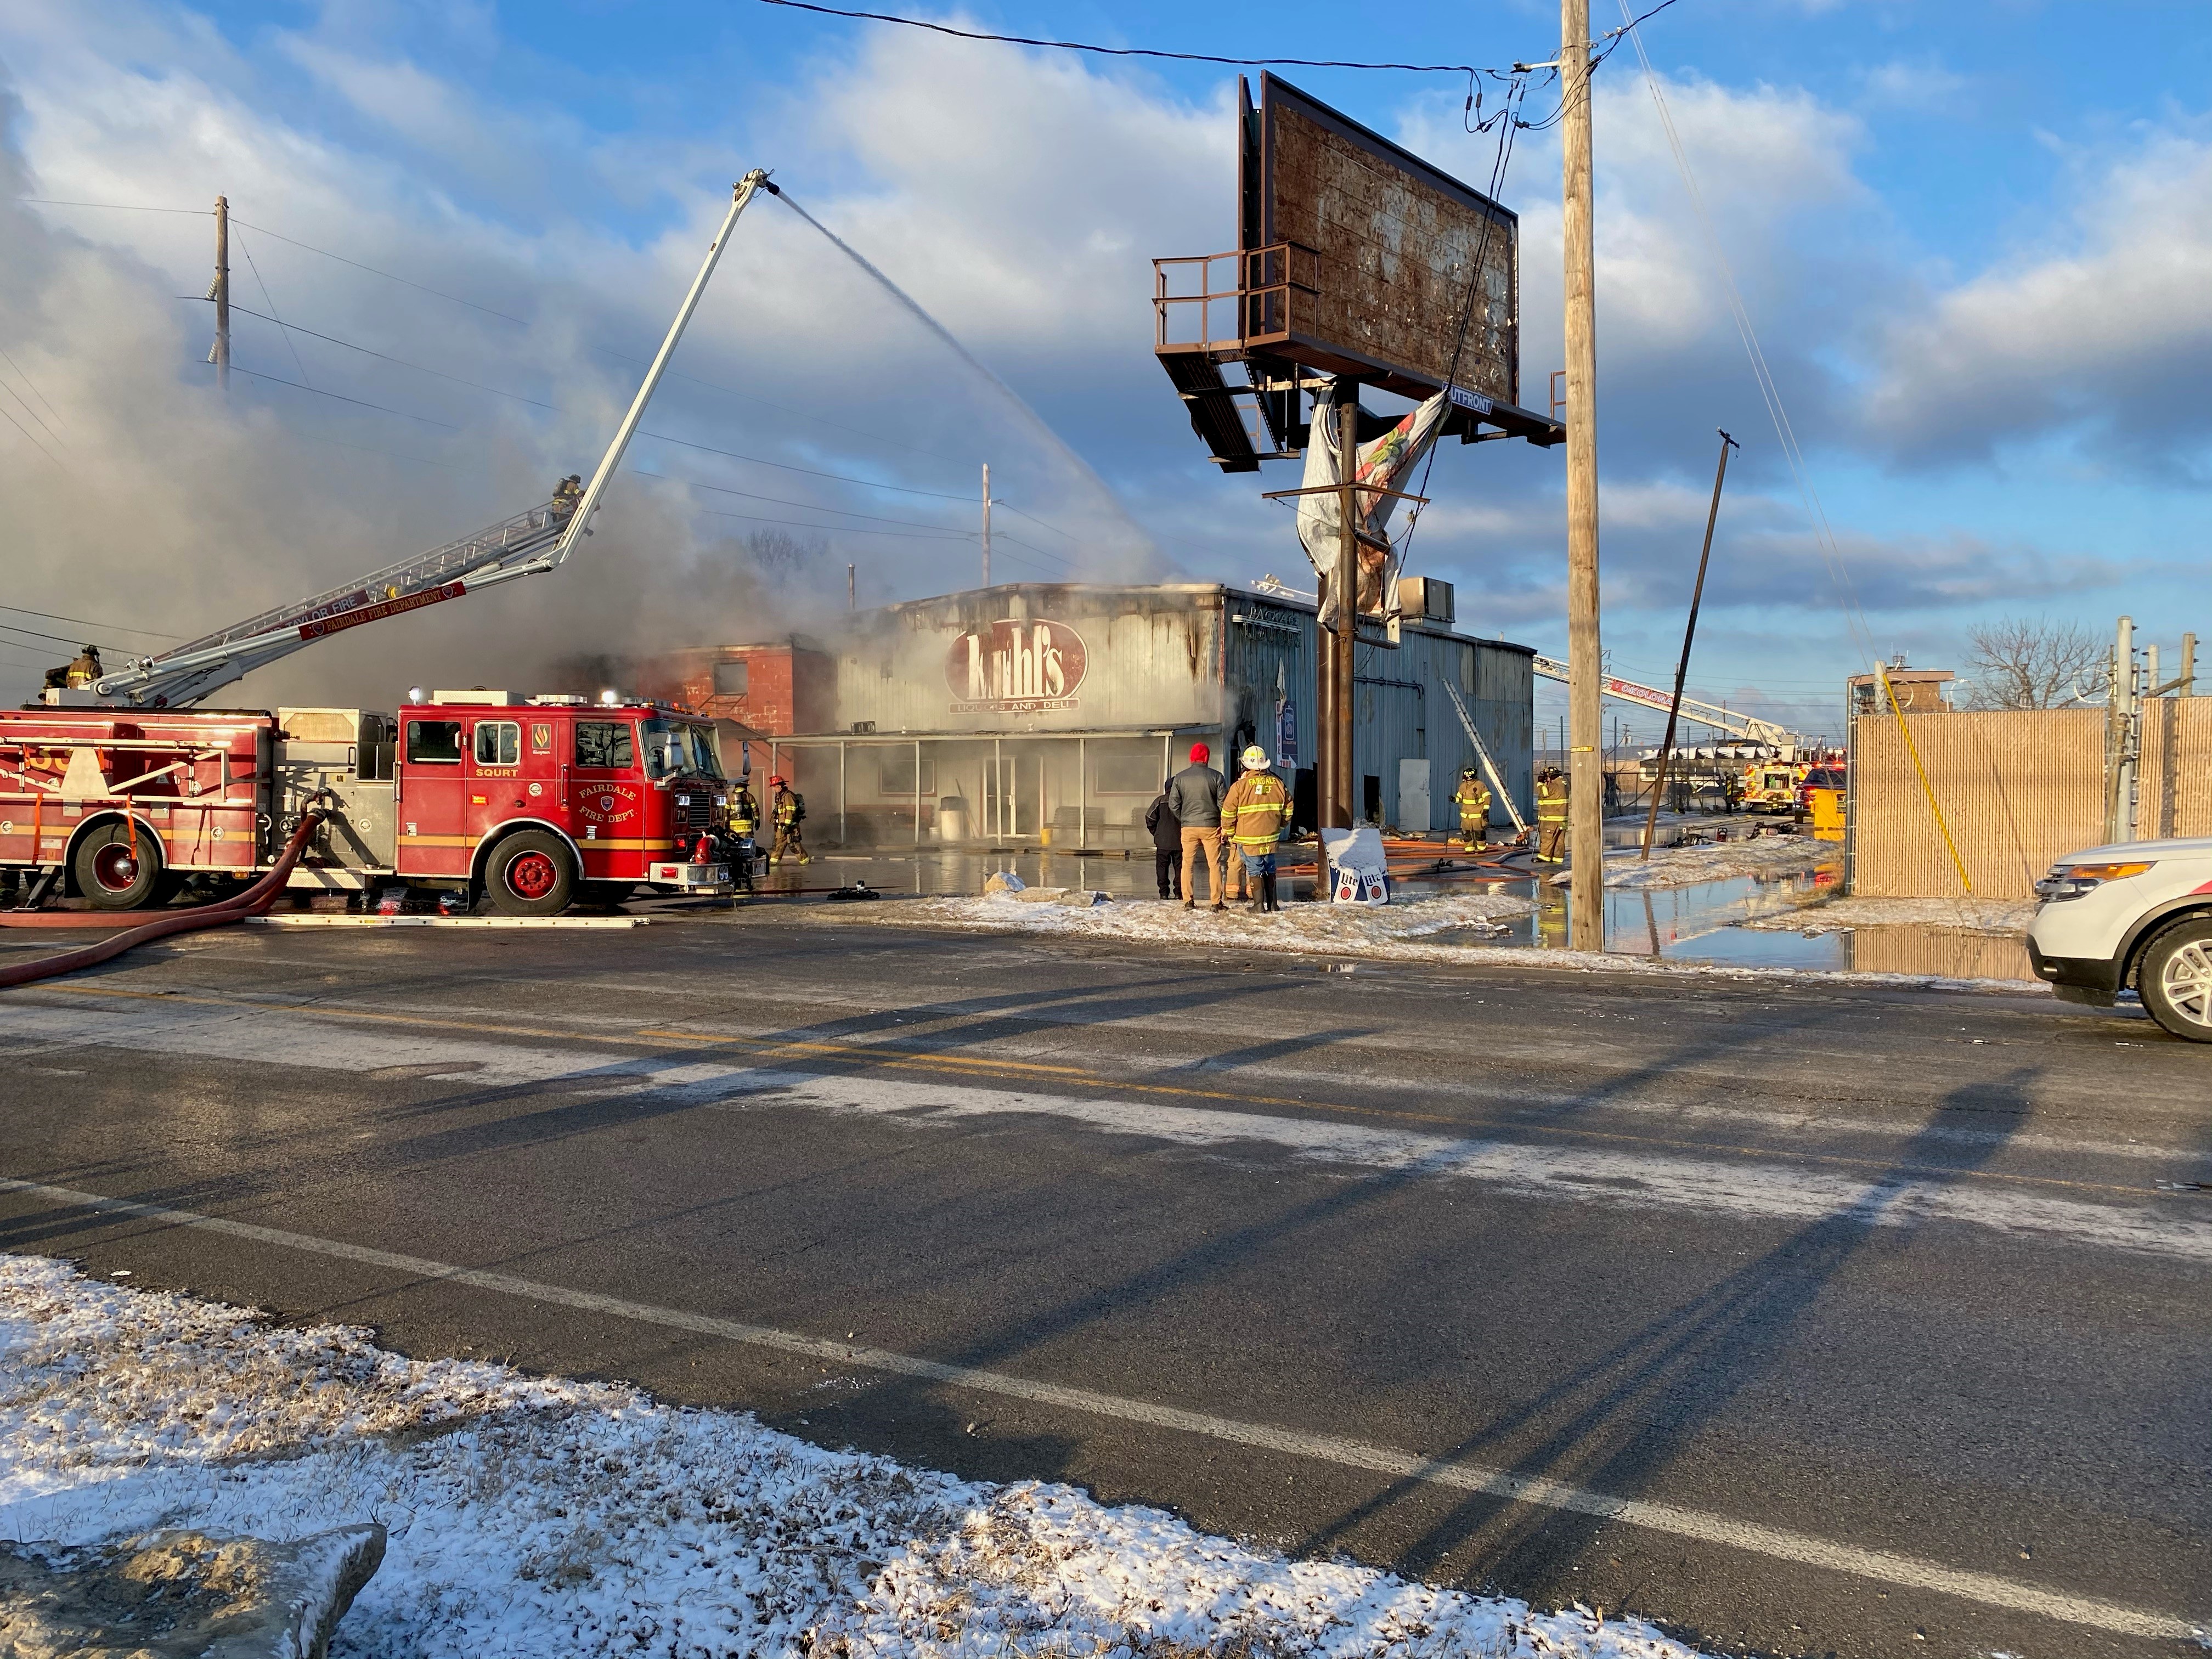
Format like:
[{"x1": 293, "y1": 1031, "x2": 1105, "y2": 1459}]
[{"x1": 1861, "y1": 123, "x2": 2212, "y2": 470}]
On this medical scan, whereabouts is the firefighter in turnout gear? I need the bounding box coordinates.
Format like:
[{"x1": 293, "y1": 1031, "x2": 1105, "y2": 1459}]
[
  {"x1": 1452, "y1": 767, "x2": 1493, "y2": 853},
  {"x1": 729, "y1": 781, "x2": 761, "y2": 891},
  {"x1": 1219, "y1": 746, "x2": 1289, "y2": 913},
  {"x1": 1535, "y1": 766, "x2": 1569, "y2": 865},
  {"x1": 769, "y1": 775, "x2": 809, "y2": 865}
]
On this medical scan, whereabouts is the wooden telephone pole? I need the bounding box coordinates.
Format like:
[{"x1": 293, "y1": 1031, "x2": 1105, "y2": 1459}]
[
  {"x1": 980, "y1": 462, "x2": 992, "y2": 588},
  {"x1": 212, "y1": 195, "x2": 232, "y2": 393},
  {"x1": 1561, "y1": 0, "x2": 1604, "y2": 947}
]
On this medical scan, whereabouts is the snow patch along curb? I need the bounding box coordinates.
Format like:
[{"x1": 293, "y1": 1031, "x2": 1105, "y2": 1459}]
[{"x1": 815, "y1": 894, "x2": 2049, "y2": 996}]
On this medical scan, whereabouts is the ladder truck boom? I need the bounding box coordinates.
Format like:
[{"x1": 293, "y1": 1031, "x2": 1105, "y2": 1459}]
[
  {"x1": 1530, "y1": 653, "x2": 1796, "y2": 747},
  {"x1": 90, "y1": 170, "x2": 775, "y2": 710}
]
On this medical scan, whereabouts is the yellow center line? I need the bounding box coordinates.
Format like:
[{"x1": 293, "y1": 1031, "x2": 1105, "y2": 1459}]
[{"x1": 35, "y1": 983, "x2": 2181, "y2": 1201}]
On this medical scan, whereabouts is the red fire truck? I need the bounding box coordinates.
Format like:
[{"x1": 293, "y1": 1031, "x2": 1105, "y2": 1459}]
[
  {"x1": 0, "y1": 693, "x2": 740, "y2": 913},
  {"x1": 2, "y1": 173, "x2": 778, "y2": 916}
]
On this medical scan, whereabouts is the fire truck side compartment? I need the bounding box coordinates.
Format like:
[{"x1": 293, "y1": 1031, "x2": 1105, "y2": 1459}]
[{"x1": 276, "y1": 708, "x2": 399, "y2": 889}]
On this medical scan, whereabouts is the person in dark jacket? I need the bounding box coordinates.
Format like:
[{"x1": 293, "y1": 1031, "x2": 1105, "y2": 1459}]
[
  {"x1": 1165, "y1": 742, "x2": 1229, "y2": 910},
  {"x1": 1143, "y1": 780, "x2": 1183, "y2": 899}
]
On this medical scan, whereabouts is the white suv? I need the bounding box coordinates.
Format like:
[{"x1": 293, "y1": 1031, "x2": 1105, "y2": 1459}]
[{"x1": 2027, "y1": 836, "x2": 2212, "y2": 1041}]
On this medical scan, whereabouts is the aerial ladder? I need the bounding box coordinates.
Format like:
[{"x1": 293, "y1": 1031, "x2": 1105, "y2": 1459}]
[
  {"x1": 81, "y1": 171, "x2": 777, "y2": 710},
  {"x1": 1529, "y1": 654, "x2": 1798, "y2": 747}
]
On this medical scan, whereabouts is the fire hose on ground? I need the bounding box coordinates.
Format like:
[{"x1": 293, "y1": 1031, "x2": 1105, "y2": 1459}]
[{"x1": 0, "y1": 812, "x2": 325, "y2": 990}]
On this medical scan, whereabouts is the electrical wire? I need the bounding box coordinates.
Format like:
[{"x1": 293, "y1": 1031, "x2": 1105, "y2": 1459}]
[
  {"x1": 1613, "y1": 0, "x2": 1877, "y2": 675},
  {"x1": 1393, "y1": 76, "x2": 1526, "y2": 571},
  {"x1": 0, "y1": 619, "x2": 113, "y2": 652},
  {"x1": 204, "y1": 362, "x2": 461, "y2": 428},
  {"x1": 186, "y1": 297, "x2": 560, "y2": 410},
  {"x1": 227, "y1": 217, "x2": 528, "y2": 325},
  {"x1": 0, "y1": 398, "x2": 62, "y2": 467},
  {"x1": 232, "y1": 226, "x2": 313, "y2": 390},
  {"x1": 8, "y1": 198, "x2": 209, "y2": 215},
  {"x1": 0, "y1": 604, "x2": 177, "y2": 640},
  {"x1": 753, "y1": 1, "x2": 1509, "y2": 76},
  {"x1": 630, "y1": 469, "x2": 981, "y2": 534},
  {"x1": 0, "y1": 345, "x2": 64, "y2": 429}
]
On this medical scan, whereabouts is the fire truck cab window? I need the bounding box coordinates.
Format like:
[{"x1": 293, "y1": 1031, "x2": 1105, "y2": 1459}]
[
  {"x1": 406, "y1": 720, "x2": 463, "y2": 764},
  {"x1": 574, "y1": 721, "x2": 634, "y2": 771},
  {"x1": 473, "y1": 721, "x2": 521, "y2": 767},
  {"x1": 639, "y1": 718, "x2": 723, "y2": 781}
]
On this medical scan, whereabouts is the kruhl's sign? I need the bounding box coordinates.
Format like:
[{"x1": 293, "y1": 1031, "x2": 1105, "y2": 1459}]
[{"x1": 947, "y1": 618, "x2": 1087, "y2": 714}]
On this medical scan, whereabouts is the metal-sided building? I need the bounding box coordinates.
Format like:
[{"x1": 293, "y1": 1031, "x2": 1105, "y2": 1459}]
[{"x1": 744, "y1": 582, "x2": 1532, "y2": 848}]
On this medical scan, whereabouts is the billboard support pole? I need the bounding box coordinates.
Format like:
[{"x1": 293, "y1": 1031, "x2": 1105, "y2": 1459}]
[
  {"x1": 1330, "y1": 382, "x2": 1360, "y2": 845},
  {"x1": 1562, "y1": 0, "x2": 1605, "y2": 948}
]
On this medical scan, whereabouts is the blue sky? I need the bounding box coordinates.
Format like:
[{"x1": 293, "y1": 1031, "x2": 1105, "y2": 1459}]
[{"x1": 3, "y1": 1, "x2": 2207, "y2": 738}]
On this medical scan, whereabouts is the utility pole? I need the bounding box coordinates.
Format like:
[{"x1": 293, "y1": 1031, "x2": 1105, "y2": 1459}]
[
  {"x1": 1643, "y1": 430, "x2": 1736, "y2": 860},
  {"x1": 980, "y1": 462, "x2": 992, "y2": 588},
  {"x1": 847, "y1": 563, "x2": 856, "y2": 610},
  {"x1": 1561, "y1": 0, "x2": 1604, "y2": 947},
  {"x1": 212, "y1": 195, "x2": 231, "y2": 393},
  {"x1": 2108, "y1": 614, "x2": 2136, "y2": 844}
]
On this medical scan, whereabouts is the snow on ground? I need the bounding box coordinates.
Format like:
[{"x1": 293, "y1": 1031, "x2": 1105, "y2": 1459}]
[
  {"x1": 1738, "y1": 896, "x2": 2036, "y2": 935},
  {"x1": 816, "y1": 888, "x2": 2045, "y2": 994},
  {"x1": 0, "y1": 1256, "x2": 1709, "y2": 1659},
  {"x1": 847, "y1": 888, "x2": 1538, "y2": 956},
  {"x1": 1550, "y1": 837, "x2": 1831, "y2": 890}
]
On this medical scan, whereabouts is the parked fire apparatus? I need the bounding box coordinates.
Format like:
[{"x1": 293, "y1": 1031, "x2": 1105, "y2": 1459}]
[{"x1": 1, "y1": 173, "x2": 776, "y2": 916}]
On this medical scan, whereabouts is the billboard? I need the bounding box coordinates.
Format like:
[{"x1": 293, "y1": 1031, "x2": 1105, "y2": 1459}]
[
  {"x1": 1153, "y1": 75, "x2": 1559, "y2": 472},
  {"x1": 1244, "y1": 73, "x2": 1520, "y2": 410}
]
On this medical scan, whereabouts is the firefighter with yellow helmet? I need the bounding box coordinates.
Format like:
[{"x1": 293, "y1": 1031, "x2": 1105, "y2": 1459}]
[
  {"x1": 1219, "y1": 744, "x2": 1289, "y2": 912},
  {"x1": 769, "y1": 774, "x2": 809, "y2": 865},
  {"x1": 1451, "y1": 766, "x2": 1493, "y2": 853},
  {"x1": 1534, "y1": 766, "x2": 1569, "y2": 864}
]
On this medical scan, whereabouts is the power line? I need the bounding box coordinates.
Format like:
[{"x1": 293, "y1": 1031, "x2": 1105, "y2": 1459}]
[
  {"x1": 227, "y1": 216, "x2": 529, "y2": 325},
  {"x1": 589, "y1": 346, "x2": 974, "y2": 469},
  {"x1": 0, "y1": 345, "x2": 64, "y2": 429},
  {"x1": 630, "y1": 469, "x2": 980, "y2": 533},
  {"x1": 0, "y1": 398, "x2": 63, "y2": 467},
  {"x1": 187, "y1": 297, "x2": 559, "y2": 410},
  {"x1": 233, "y1": 225, "x2": 312, "y2": 390},
  {"x1": 9, "y1": 198, "x2": 209, "y2": 215},
  {"x1": 753, "y1": 1, "x2": 1508, "y2": 75},
  {"x1": 0, "y1": 619, "x2": 105, "y2": 651},
  {"x1": 697, "y1": 509, "x2": 973, "y2": 541},
  {"x1": 206, "y1": 362, "x2": 461, "y2": 428},
  {"x1": 0, "y1": 604, "x2": 178, "y2": 640}
]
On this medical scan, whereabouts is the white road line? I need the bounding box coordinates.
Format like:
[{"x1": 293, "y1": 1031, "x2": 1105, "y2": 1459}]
[
  {"x1": 4, "y1": 997, "x2": 2207, "y2": 1260},
  {"x1": 0, "y1": 1175, "x2": 2193, "y2": 1644}
]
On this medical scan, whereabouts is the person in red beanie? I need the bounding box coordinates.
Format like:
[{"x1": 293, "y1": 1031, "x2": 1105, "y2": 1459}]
[{"x1": 1164, "y1": 741, "x2": 1228, "y2": 910}]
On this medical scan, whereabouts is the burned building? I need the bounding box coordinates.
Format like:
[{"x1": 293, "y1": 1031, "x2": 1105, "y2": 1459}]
[{"x1": 680, "y1": 583, "x2": 1532, "y2": 848}]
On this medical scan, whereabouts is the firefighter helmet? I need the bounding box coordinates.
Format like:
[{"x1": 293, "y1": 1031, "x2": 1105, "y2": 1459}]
[
  {"x1": 768, "y1": 774, "x2": 786, "y2": 786},
  {"x1": 1240, "y1": 746, "x2": 1269, "y2": 771}
]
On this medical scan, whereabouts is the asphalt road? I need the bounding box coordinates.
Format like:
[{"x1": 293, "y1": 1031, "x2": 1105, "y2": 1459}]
[{"x1": 2, "y1": 904, "x2": 2207, "y2": 1659}]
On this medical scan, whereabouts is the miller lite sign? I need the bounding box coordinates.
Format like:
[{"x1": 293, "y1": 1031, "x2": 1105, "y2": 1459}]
[{"x1": 946, "y1": 617, "x2": 1087, "y2": 714}]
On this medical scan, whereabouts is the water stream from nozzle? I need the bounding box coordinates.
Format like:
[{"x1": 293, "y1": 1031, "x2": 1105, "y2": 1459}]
[{"x1": 771, "y1": 189, "x2": 1147, "y2": 556}]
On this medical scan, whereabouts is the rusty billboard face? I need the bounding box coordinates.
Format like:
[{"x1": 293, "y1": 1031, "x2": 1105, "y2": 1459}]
[
  {"x1": 1153, "y1": 75, "x2": 1555, "y2": 473},
  {"x1": 1252, "y1": 75, "x2": 1517, "y2": 407}
]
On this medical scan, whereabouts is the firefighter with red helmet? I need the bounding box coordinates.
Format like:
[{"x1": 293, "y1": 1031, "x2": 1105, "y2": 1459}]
[{"x1": 769, "y1": 774, "x2": 809, "y2": 865}]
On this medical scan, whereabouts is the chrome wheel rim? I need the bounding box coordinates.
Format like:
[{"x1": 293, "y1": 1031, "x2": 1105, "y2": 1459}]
[{"x1": 2160, "y1": 941, "x2": 2212, "y2": 1028}]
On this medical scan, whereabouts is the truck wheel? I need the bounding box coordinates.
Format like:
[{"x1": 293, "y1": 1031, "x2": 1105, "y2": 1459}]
[
  {"x1": 2138, "y1": 917, "x2": 2212, "y2": 1043},
  {"x1": 484, "y1": 830, "x2": 576, "y2": 917},
  {"x1": 71, "y1": 821, "x2": 165, "y2": 910}
]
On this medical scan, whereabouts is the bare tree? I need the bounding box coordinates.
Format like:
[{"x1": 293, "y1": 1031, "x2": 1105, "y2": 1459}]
[
  {"x1": 1960, "y1": 617, "x2": 2110, "y2": 710},
  {"x1": 743, "y1": 528, "x2": 823, "y2": 573}
]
